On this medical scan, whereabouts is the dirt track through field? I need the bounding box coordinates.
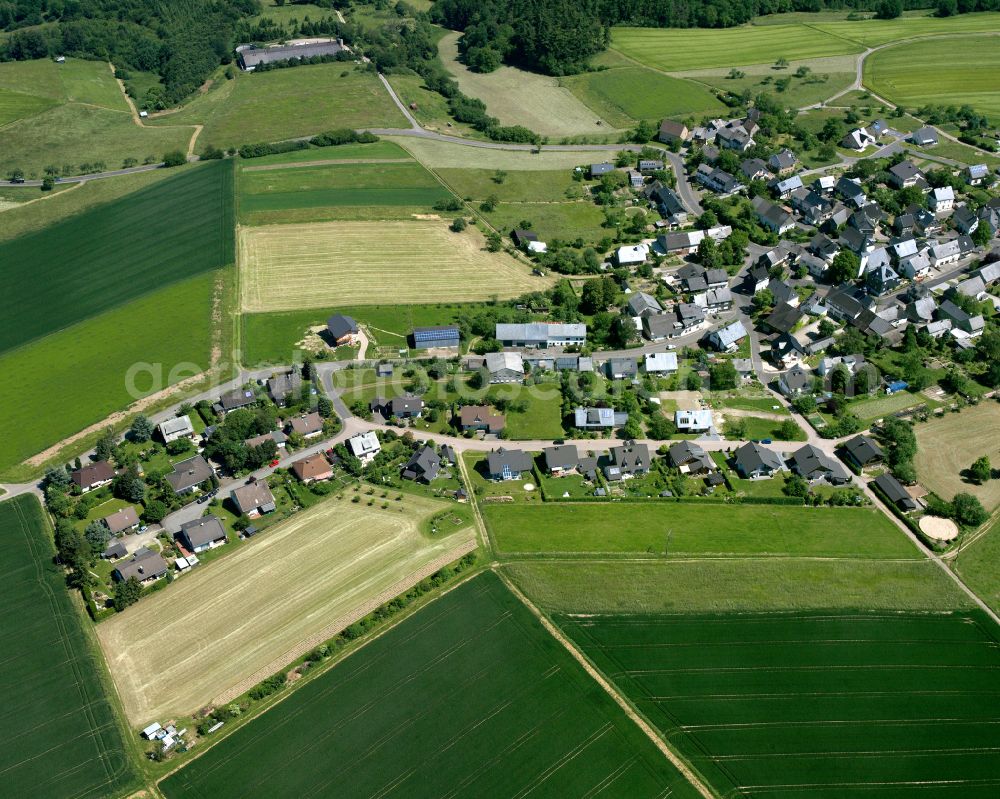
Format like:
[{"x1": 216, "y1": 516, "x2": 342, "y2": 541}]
[{"x1": 98, "y1": 496, "x2": 476, "y2": 724}]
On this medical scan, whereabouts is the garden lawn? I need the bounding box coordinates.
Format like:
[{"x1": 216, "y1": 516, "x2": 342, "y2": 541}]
[
  {"x1": 725, "y1": 414, "x2": 806, "y2": 441},
  {"x1": 158, "y1": 572, "x2": 700, "y2": 799},
  {"x1": 488, "y1": 387, "x2": 565, "y2": 439},
  {"x1": 0, "y1": 496, "x2": 139, "y2": 799},
  {"x1": 504, "y1": 558, "x2": 972, "y2": 613},
  {"x1": 484, "y1": 502, "x2": 915, "y2": 557},
  {"x1": 147, "y1": 64, "x2": 406, "y2": 150},
  {"x1": 561, "y1": 67, "x2": 726, "y2": 127},
  {"x1": 0, "y1": 159, "x2": 234, "y2": 355},
  {"x1": 0, "y1": 271, "x2": 216, "y2": 473}
]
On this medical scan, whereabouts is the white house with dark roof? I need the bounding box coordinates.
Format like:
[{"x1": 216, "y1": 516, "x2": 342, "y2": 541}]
[{"x1": 178, "y1": 515, "x2": 228, "y2": 553}]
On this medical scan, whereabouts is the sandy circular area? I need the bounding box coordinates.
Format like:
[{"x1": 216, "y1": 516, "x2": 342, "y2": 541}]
[
  {"x1": 919, "y1": 515, "x2": 960, "y2": 541},
  {"x1": 522, "y1": 483, "x2": 535, "y2": 491}
]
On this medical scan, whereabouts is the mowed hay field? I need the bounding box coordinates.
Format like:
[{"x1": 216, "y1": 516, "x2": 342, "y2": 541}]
[
  {"x1": 0, "y1": 496, "x2": 138, "y2": 799},
  {"x1": 438, "y1": 32, "x2": 615, "y2": 136},
  {"x1": 865, "y1": 36, "x2": 1000, "y2": 118},
  {"x1": 560, "y1": 610, "x2": 1000, "y2": 798},
  {"x1": 159, "y1": 572, "x2": 703, "y2": 799},
  {"x1": 147, "y1": 64, "x2": 406, "y2": 150},
  {"x1": 98, "y1": 494, "x2": 476, "y2": 725},
  {"x1": 914, "y1": 403, "x2": 1000, "y2": 510},
  {"x1": 484, "y1": 502, "x2": 916, "y2": 558},
  {"x1": 239, "y1": 220, "x2": 548, "y2": 312},
  {"x1": 0, "y1": 159, "x2": 234, "y2": 355},
  {"x1": 0, "y1": 58, "x2": 189, "y2": 176}
]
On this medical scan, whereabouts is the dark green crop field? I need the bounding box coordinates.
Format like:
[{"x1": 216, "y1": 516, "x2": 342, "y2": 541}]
[
  {"x1": 0, "y1": 495, "x2": 137, "y2": 799},
  {"x1": 160, "y1": 571, "x2": 701, "y2": 799},
  {"x1": 0, "y1": 159, "x2": 234, "y2": 355},
  {"x1": 560, "y1": 610, "x2": 1000, "y2": 798}
]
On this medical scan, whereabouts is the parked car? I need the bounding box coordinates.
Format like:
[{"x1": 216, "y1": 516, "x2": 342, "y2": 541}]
[{"x1": 269, "y1": 459, "x2": 280, "y2": 467}]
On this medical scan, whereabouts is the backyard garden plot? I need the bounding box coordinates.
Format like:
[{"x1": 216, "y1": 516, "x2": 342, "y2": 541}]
[
  {"x1": 98, "y1": 493, "x2": 475, "y2": 725},
  {"x1": 0, "y1": 496, "x2": 138, "y2": 799},
  {"x1": 158, "y1": 571, "x2": 701, "y2": 799},
  {"x1": 237, "y1": 160, "x2": 453, "y2": 225},
  {"x1": 0, "y1": 159, "x2": 234, "y2": 355},
  {"x1": 914, "y1": 403, "x2": 1000, "y2": 511},
  {"x1": 239, "y1": 220, "x2": 547, "y2": 312},
  {"x1": 865, "y1": 36, "x2": 1000, "y2": 119},
  {"x1": 484, "y1": 502, "x2": 916, "y2": 558},
  {"x1": 559, "y1": 610, "x2": 1000, "y2": 798},
  {"x1": 438, "y1": 32, "x2": 615, "y2": 136}
]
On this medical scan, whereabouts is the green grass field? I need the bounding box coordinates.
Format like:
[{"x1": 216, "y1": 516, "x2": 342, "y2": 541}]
[
  {"x1": 483, "y1": 502, "x2": 915, "y2": 557},
  {"x1": 0, "y1": 58, "x2": 190, "y2": 176},
  {"x1": 237, "y1": 140, "x2": 411, "y2": 166},
  {"x1": 814, "y1": 11, "x2": 1000, "y2": 47},
  {"x1": 0, "y1": 160, "x2": 233, "y2": 355},
  {"x1": 0, "y1": 496, "x2": 138, "y2": 799},
  {"x1": 561, "y1": 67, "x2": 727, "y2": 127},
  {"x1": 237, "y1": 158, "x2": 452, "y2": 225},
  {"x1": 505, "y1": 559, "x2": 973, "y2": 613},
  {"x1": 865, "y1": 36, "x2": 1000, "y2": 118},
  {"x1": 559, "y1": 609, "x2": 1000, "y2": 798},
  {"x1": 158, "y1": 571, "x2": 702, "y2": 799},
  {"x1": 955, "y1": 518, "x2": 1000, "y2": 615},
  {"x1": 0, "y1": 271, "x2": 217, "y2": 472},
  {"x1": 484, "y1": 201, "x2": 610, "y2": 245},
  {"x1": 434, "y1": 168, "x2": 582, "y2": 203},
  {"x1": 148, "y1": 64, "x2": 406, "y2": 150},
  {"x1": 691, "y1": 66, "x2": 855, "y2": 111}
]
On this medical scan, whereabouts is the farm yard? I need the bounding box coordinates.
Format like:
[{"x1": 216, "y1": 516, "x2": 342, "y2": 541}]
[
  {"x1": 238, "y1": 220, "x2": 548, "y2": 312},
  {"x1": 506, "y1": 559, "x2": 973, "y2": 613},
  {"x1": 0, "y1": 159, "x2": 234, "y2": 355},
  {"x1": 914, "y1": 403, "x2": 1000, "y2": 511},
  {"x1": 146, "y1": 64, "x2": 406, "y2": 150},
  {"x1": 484, "y1": 502, "x2": 916, "y2": 558},
  {"x1": 865, "y1": 36, "x2": 1000, "y2": 119},
  {"x1": 559, "y1": 610, "x2": 1000, "y2": 798},
  {"x1": 158, "y1": 572, "x2": 701, "y2": 799},
  {"x1": 97, "y1": 493, "x2": 475, "y2": 725},
  {"x1": 0, "y1": 270, "x2": 218, "y2": 475},
  {"x1": 0, "y1": 496, "x2": 138, "y2": 799},
  {"x1": 0, "y1": 57, "x2": 190, "y2": 176},
  {"x1": 438, "y1": 31, "x2": 616, "y2": 137}
]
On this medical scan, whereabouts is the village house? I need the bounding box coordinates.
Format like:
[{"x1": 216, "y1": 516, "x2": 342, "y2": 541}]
[
  {"x1": 266, "y1": 370, "x2": 303, "y2": 407},
  {"x1": 605, "y1": 441, "x2": 651, "y2": 481},
  {"x1": 953, "y1": 206, "x2": 979, "y2": 235},
  {"x1": 485, "y1": 448, "x2": 532, "y2": 481},
  {"x1": 769, "y1": 148, "x2": 798, "y2": 176},
  {"x1": 741, "y1": 158, "x2": 770, "y2": 181},
  {"x1": 605, "y1": 358, "x2": 638, "y2": 380},
  {"x1": 658, "y1": 119, "x2": 690, "y2": 145},
  {"x1": 764, "y1": 302, "x2": 803, "y2": 335},
  {"x1": 732, "y1": 441, "x2": 785, "y2": 479},
  {"x1": 178, "y1": 515, "x2": 228, "y2": 553},
  {"x1": 841, "y1": 127, "x2": 876, "y2": 151},
  {"x1": 112, "y1": 547, "x2": 167, "y2": 584},
  {"x1": 646, "y1": 182, "x2": 688, "y2": 226},
  {"x1": 835, "y1": 176, "x2": 867, "y2": 207},
  {"x1": 707, "y1": 320, "x2": 748, "y2": 352},
  {"x1": 217, "y1": 387, "x2": 256, "y2": 414},
  {"x1": 617, "y1": 243, "x2": 650, "y2": 266},
  {"x1": 458, "y1": 405, "x2": 505, "y2": 434},
  {"x1": 696, "y1": 164, "x2": 744, "y2": 195},
  {"x1": 930, "y1": 186, "x2": 954, "y2": 212},
  {"x1": 158, "y1": 415, "x2": 195, "y2": 444},
  {"x1": 288, "y1": 411, "x2": 324, "y2": 439},
  {"x1": 787, "y1": 444, "x2": 851, "y2": 485},
  {"x1": 102, "y1": 539, "x2": 127, "y2": 560},
  {"x1": 909, "y1": 126, "x2": 938, "y2": 147},
  {"x1": 326, "y1": 314, "x2": 359, "y2": 346},
  {"x1": 675, "y1": 409, "x2": 713, "y2": 433},
  {"x1": 644, "y1": 351, "x2": 678, "y2": 373},
  {"x1": 230, "y1": 481, "x2": 277, "y2": 518},
  {"x1": 626, "y1": 291, "x2": 662, "y2": 317},
  {"x1": 752, "y1": 196, "x2": 795, "y2": 234},
  {"x1": 166, "y1": 455, "x2": 213, "y2": 495},
  {"x1": 967, "y1": 164, "x2": 989, "y2": 186},
  {"x1": 543, "y1": 444, "x2": 579, "y2": 476},
  {"x1": 72, "y1": 461, "x2": 115, "y2": 493},
  {"x1": 639, "y1": 159, "x2": 664, "y2": 173},
  {"x1": 938, "y1": 299, "x2": 984, "y2": 336},
  {"x1": 779, "y1": 364, "x2": 813, "y2": 397},
  {"x1": 495, "y1": 322, "x2": 586, "y2": 348},
  {"x1": 574, "y1": 407, "x2": 627, "y2": 429},
  {"x1": 667, "y1": 441, "x2": 716, "y2": 474},
  {"x1": 245, "y1": 430, "x2": 288, "y2": 450},
  {"x1": 412, "y1": 325, "x2": 461, "y2": 349},
  {"x1": 773, "y1": 174, "x2": 804, "y2": 199},
  {"x1": 347, "y1": 431, "x2": 380, "y2": 463},
  {"x1": 872, "y1": 472, "x2": 918, "y2": 511},
  {"x1": 104, "y1": 506, "x2": 140, "y2": 536},
  {"x1": 511, "y1": 229, "x2": 538, "y2": 249},
  {"x1": 371, "y1": 396, "x2": 424, "y2": 419},
  {"x1": 888, "y1": 161, "x2": 923, "y2": 189},
  {"x1": 291, "y1": 453, "x2": 333, "y2": 483},
  {"x1": 841, "y1": 434, "x2": 884, "y2": 468},
  {"x1": 401, "y1": 446, "x2": 441, "y2": 484},
  {"x1": 485, "y1": 351, "x2": 525, "y2": 384}
]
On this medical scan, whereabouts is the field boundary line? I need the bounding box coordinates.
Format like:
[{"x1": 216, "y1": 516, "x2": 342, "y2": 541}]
[
  {"x1": 497, "y1": 569, "x2": 718, "y2": 799},
  {"x1": 209, "y1": 539, "x2": 477, "y2": 708}
]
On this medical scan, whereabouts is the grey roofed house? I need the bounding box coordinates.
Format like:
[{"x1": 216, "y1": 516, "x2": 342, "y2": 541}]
[
  {"x1": 779, "y1": 363, "x2": 813, "y2": 397},
  {"x1": 872, "y1": 472, "x2": 917, "y2": 511},
  {"x1": 574, "y1": 407, "x2": 627, "y2": 428},
  {"x1": 544, "y1": 444, "x2": 579, "y2": 474},
  {"x1": 909, "y1": 126, "x2": 938, "y2": 146},
  {"x1": 708, "y1": 319, "x2": 747, "y2": 351},
  {"x1": 696, "y1": 164, "x2": 744, "y2": 195},
  {"x1": 768, "y1": 279, "x2": 797, "y2": 307},
  {"x1": 237, "y1": 38, "x2": 345, "y2": 70},
  {"x1": 401, "y1": 446, "x2": 441, "y2": 483},
  {"x1": 607, "y1": 441, "x2": 651, "y2": 477},
  {"x1": 788, "y1": 444, "x2": 851, "y2": 485},
  {"x1": 978, "y1": 261, "x2": 1000, "y2": 284},
  {"x1": 590, "y1": 162, "x2": 614, "y2": 177},
  {"x1": 289, "y1": 411, "x2": 324, "y2": 437},
  {"x1": 704, "y1": 286, "x2": 733, "y2": 308},
  {"x1": 639, "y1": 158, "x2": 664, "y2": 172},
  {"x1": 494, "y1": 322, "x2": 586, "y2": 348},
  {"x1": 893, "y1": 213, "x2": 915, "y2": 235},
  {"x1": 835, "y1": 176, "x2": 866, "y2": 206},
  {"x1": 773, "y1": 174, "x2": 804, "y2": 197},
  {"x1": 732, "y1": 441, "x2": 785, "y2": 479},
  {"x1": 218, "y1": 386, "x2": 256, "y2": 412},
  {"x1": 953, "y1": 205, "x2": 979, "y2": 234},
  {"x1": 752, "y1": 195, "x2": 794, "y2": 233},
  {"x1": 606, "y1": 357, "x2": 638, "y2": 380},
  {"x1": 178, "y1": 515, "x2": 227, "y2": 553},
  {"x1": 267, "y1": 370, "x2": 302, "y2": 406},
  {"x1": 891, "y1": 237, "x2": 919, "y2": 261},
  {"x1": 112, "y1": 547, "x2": 167, "y2": 583},
  {"x1": 825, "y1": 284, "x2": 867, "y2": 322},
  {"x1": 104, "y1": 506, "x2": 140, "y2": 535},
  {"x1": 842, "y1": 434, "x2": 884, "y2": 466},
  {"x1": 158, "y1": 415, "x2": 194, "y2": 443},
  {"x1": 388, "y1": 396, "x2": 424, "y2": 418},
  {"x1": 866, "y1": 262, "x2": 900, "y2": 296},
  {"x1": 511, "y1": 228, "x2": 538, "y2": 248},
  {"x1": 230, "y1": 481, "x2": 277, "y2": 516},
  {"x1": 72, "y1": 460, "x2": 115, "y2": 491},
  {"x1": 485, "y1": 351, "x2": 524, "y2": 383},
  {"x1": 627, "y1": 291, "x2": 663, "y2": 317},
  {"x1": 937, "y1": 299, "x2": 984, "y2": 335},
  {"x1": 953, "y1": 275, "x2": 986, "y2": 298},
  {"x1": 769, "y1": 149, "x2": 798, "y2": 172},
  {"x1": 326, "y1": 313, "x2": 358, "y2": 343},
  {"x1": 667, "y1": 441, "x2": 715, "y2": 474},
  {"x1": 646, "y1": 183, "x2": 688, "y2": 222},
  {"x1": 888, "y1": 161, "x2": 923, "y2": 188},
  {"x1": 245, "y1": 430, "x2": 288, "y2": 449},
  {"x1": 639, "y1": 313, "x2": 672, "y2": 342},
  {"x1": 907, "y1": 295, "x2": 937, "y2": 322},
  {"x1": 485, "y1": 447, "x2": 533, "y2": 480},
  {"x1": 799, "y1": 252, "x2": 830, "y2": 278},
  {"x1": 166, "y1": 455, "x2": 213, "y2": 494},
  {"x1": 741, "y1": 158, "x2": 770, "y2": 180},
  {"x1": 102, "y1": 539, "x2": 127, "y2": 560},
  {"x1": 765, "y1": 302, "x2": 803, "y2": 335}
]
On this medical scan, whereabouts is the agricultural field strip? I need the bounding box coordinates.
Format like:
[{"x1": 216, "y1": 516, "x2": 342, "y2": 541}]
[
  {"x1": 159, "y1": 572, "x2": 697, "y2": 799},
  {"x1": 238, "y1": 221, "x2": 546, "y2": 312},
  {"x1": 0, "y1": 497, "x2": 136, "y2": 799},
  {"x1": 559, "y1": 611, "x2": 1000, "y2": 796},
  {"x1": 241, "y1": 158, "x2": 414, "y2": 171},
  {"x1": 98, "y1": 497, "x2": 475, "y2": 724}
]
